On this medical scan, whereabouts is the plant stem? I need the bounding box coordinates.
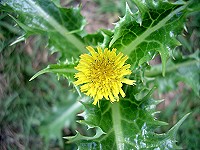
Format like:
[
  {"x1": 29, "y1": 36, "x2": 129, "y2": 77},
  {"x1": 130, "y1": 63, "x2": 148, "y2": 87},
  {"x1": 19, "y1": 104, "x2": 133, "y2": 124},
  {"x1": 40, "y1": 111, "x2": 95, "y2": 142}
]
[
  {"x1": 144, "y1": 60, "x2": 199, "y2": 77},
  {"x1": 111, "y1": 103, "x2": 124, "y2": 150}
]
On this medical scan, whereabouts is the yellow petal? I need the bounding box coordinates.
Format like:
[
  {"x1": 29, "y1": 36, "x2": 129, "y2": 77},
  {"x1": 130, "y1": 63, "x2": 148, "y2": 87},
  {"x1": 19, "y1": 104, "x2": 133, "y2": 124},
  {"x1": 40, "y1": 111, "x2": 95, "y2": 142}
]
[
  {"x1": 121, "y1": 78, "x2": 136, "y2": 85},
  {"x1": 119, "y1": 88, "x2": 125, "y2": 97},
  {"x1": 92, "y1": 97, "x2": 99, "y2": 105},
  {"x1": 86, "y1": 46, "x2": 98, "y2": 58}
]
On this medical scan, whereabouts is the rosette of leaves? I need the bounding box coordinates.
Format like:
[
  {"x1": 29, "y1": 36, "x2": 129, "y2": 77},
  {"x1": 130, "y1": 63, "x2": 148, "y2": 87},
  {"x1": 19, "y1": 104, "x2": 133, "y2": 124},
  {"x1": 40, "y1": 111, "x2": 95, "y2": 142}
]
[
  {"x1": 63, "y1": 1, "x2": 195, "y2": 149},
  {"x1": 1, "y1": 0, "x2": 198, "y2": 149}
]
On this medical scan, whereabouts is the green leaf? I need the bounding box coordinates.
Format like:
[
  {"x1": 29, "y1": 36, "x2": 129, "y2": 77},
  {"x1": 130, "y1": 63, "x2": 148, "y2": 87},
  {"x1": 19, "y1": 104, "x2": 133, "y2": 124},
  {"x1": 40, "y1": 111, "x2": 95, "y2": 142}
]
[
  {"x1": 65, "y1": 87, "x2": 187, "y2": 149},
  {"x1": 1, "y1": 0, "x2": 87, "y2": 60},
  {"x1": 39, "y1": 94, "x2": 84, "y2": 146},
  {"x1": 64, "y1": 126, "x2": 106, "y2": 143},
  {"x1": 51, "y1": 0, "x2": 61, "y2": 7},
  {"x1": 29, "y1": 62, "x2": 77, "y2": 81},
  {"x1": 83, "y1": 31, "x2": 104, "y2": 47},
  {"x1": 83, "y1": 29, "x2": 113, "y2": 49},
  {"x1": 167, "y1": 113, "x2": 190, "y2": 139},
  {"x1": 145, "y1": 50, "x2": 200, "y2": 96},
  {"x1": 159, "y1": 88, "x2": 200, "y2": 149},
  {"x1": 109, "y1": 1, "x2": 190, "y2": 75}
]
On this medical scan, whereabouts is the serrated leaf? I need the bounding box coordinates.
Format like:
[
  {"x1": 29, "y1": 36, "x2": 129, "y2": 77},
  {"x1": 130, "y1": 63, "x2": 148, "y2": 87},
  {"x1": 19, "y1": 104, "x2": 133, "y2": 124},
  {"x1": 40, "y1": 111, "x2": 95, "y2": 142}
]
[
  {"x1": 109, "y1": 1, "x2": 190, "y2": 76},
  {"x1": 65, "y1": 87, "x2": 187, "y2": 149},
  {"x1": 167, "y1": 113, "x2": 190, "y2": 137},
  {"x1": 1, "y1": 0, "x2": 87, "y2": 60},
  {"x1": 64, "y1": 126, "x2": 106, "y2": 143},
  {"x1": 29, "y1": 62, "x2": 77, "y2": 81}
]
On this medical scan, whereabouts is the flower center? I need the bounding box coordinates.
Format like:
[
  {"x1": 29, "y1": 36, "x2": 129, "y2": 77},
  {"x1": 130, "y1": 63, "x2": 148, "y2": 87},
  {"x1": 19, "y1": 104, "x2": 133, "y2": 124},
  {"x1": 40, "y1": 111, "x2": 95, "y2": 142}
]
[{"x1": 90, "y1": 57, "x2": 118, "y2": 85}]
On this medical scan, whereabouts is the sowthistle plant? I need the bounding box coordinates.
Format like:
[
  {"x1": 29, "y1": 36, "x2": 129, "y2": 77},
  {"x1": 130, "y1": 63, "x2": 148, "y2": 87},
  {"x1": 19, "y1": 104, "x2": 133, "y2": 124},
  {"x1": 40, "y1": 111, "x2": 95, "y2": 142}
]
[{"x1": 1, "y1": 0, "x2": 199, "y2": 149}]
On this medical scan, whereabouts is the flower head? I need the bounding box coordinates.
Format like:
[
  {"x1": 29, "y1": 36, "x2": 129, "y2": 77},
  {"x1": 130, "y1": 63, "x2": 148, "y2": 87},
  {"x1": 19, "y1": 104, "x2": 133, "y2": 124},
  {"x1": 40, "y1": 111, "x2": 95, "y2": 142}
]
[{"x1": 74, "y1": 46, "x2": 136, "y2": 105}]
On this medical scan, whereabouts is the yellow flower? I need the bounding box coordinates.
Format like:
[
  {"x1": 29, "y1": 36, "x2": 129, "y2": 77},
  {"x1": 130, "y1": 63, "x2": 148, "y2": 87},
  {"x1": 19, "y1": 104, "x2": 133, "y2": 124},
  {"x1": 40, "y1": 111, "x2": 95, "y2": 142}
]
[{"x1": 74, "y1": 46, "x2": 136, "y2": 105}]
